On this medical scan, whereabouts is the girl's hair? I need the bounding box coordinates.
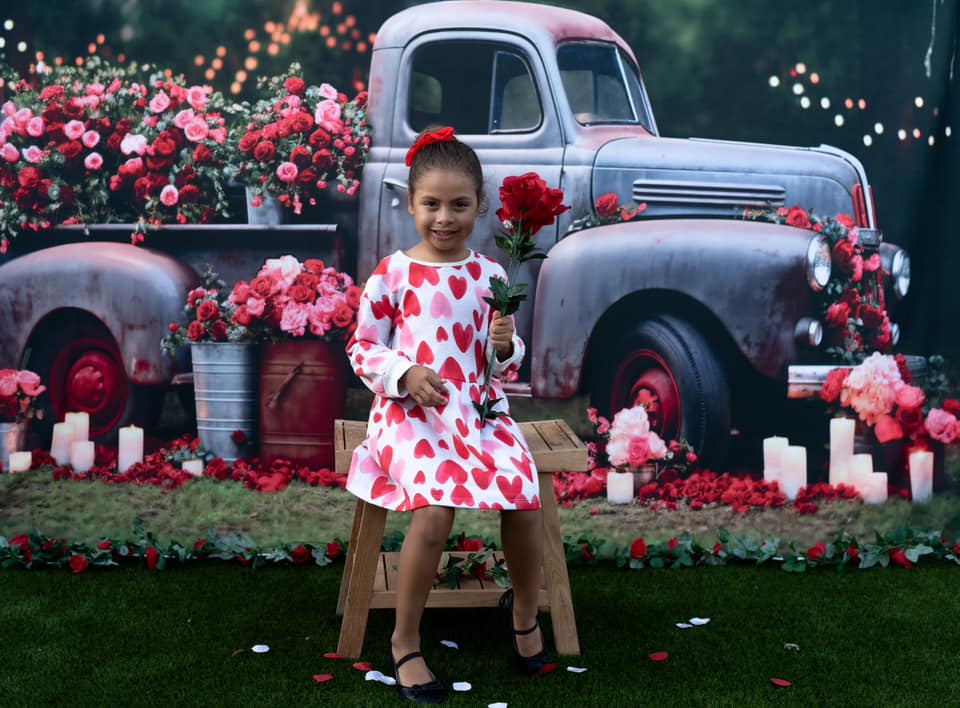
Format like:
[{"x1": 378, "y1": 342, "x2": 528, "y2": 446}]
[{"x1": 408, "y1": 126, "x2": 484, "y2": 203}]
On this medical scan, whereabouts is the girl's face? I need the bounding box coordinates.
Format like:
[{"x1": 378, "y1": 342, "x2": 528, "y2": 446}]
[{"x1": 408, "y1": 167, "x2": 480, "y2": 262}]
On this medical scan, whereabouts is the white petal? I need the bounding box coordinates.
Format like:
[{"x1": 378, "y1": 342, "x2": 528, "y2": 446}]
[
  {"x1": 488, "y1": 703, "x2": 509, "y2": 708},
  {"x1": 689, "y1": 617, "x2": 710, "y2": 625},
  {"x1": 440, "y1": 639, "x2": 460, "y2": 649},
  {"x1": 364, "y1": 670, "x2": 383, "y2": 682},
  {"x1": 251, "y1": 644, "x2": 270, "y2": 653},
  {"x1": 676, "y1": 623, "x2": 694, "y2": 629},
  {"x1": 784, "y1": 643, "x2": 801, "y2": 651},
  {"x1": 379, "y1": 675, "x2": 397, "y2": 686},
  {"x1": 452, "y1": 681, "x2": 472, "y2": 691},
  {"x1": 566, "y1": 666, "x2": 588, "y2": 673}
]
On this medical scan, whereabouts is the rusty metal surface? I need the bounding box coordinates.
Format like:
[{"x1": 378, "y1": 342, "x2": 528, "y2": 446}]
[{"x1": 531, "y1": 219, "x2": 818, "y2": 398}]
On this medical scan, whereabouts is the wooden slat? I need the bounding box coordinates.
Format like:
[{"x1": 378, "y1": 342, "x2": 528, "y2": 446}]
[{"x1": 518, "y1": 421, "x2": 550, "y2": 456}]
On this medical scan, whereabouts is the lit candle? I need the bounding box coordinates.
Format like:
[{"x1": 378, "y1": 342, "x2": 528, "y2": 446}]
[
  {"x1": 64, "y1": 412, "x2": 90, "y2": 442},
  {"x1": 50, "y1": 422, "x2": 75, "y2": 465},
  {"x1": 763, "y1": 436, "x2": 789, "y2": 484},
  {"x1": 908, "y1": 450, "x2": 934, "y2": 503},
  {"x1": 860, "y1": 472, "x2": 888, "y2": 504},
  {"x1": 70, "y1": 440, "x2": 95, "y2": 474},
  {"x1": 779, "y1": 445, "x2": 807, "y2": 500},
  {"x1": 182, "y1": 459, "x2": 204, "y2": 477},
  {"x1": 829, "y1": 417, "x2": 855, "y2": 486},
  {"x1": 8, "y1": 451, "x2": 31, "y2": 473},
  {"x1": 606, "y1": 470, "x2": 634, "y2": 504},
  {"x1": 850, "y1": 453, "x2": 874, "y2": 492},
  {"x1": 117, "y1": 425, "x2": 144, "y2": 473}
]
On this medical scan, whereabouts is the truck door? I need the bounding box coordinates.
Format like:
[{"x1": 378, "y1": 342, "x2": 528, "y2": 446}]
[{"x1": 379, "y1": 34, "x2": 563, "y2": 347}]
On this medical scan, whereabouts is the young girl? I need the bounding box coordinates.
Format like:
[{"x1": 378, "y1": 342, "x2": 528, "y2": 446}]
[{"x1": 345, "y1": 127, "x2": 553, "y2": 703}]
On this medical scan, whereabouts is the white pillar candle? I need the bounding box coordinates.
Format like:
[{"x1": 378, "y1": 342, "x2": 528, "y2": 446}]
[
  {"x1": 606, "y1": 470, "x2": 634, "y2": 504},
  {"x1": 50, "y1": 422, "x2": 75, "y2": 465},
  {"x1": 70, "y1": 440, "x2": 95, "y2": 474},
  {"x1": 908, "y1": 450, "x2": 934, "y2": 503},
  {"x1": 117, "y1": 425, "x2": 144, "y2": 473},
  {"x1": 64, "y1": 412, "x2": 90, "y2": 443},
  {"x1": 8, "y1": 451, "x2": 31, "y2": 473},
  {"x1": 763, "y1": 436, "x2": 789, "y2": 484},
  {"x1": 779, "y1": 445, "x2": 807, "y2": 500},
  {"x1": 829, "y1": 417, "x2": 855, "y2": 486},
  {"x1": 182, "y1": 459, "x2": 204, "y2": 477},
  {"x1": 860, "y1": 472, "x2": 888, "y2": 504},
  {"x1": 850, "y1": 453, "x2": 874, "y2": 492}
]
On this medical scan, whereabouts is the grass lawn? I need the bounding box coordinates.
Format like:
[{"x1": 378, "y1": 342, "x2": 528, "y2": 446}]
[{"x1": 0, "y1": 563, "x2": 957, "y2": 706}]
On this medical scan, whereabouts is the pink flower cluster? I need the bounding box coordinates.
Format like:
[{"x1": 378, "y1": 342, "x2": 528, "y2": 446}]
[
  {"x1": 229, "y1": 255, "x2": 362, "y2": 340},
  {"x1": 604, "y1": 404, "x2": 668, "y2": 468},
  {"x1": 0, "y1": 368, "x2": 46, "y2": 422}
]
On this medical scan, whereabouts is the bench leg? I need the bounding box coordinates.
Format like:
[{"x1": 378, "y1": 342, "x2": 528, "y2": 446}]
[
  {"x1": 539, "y1": 471, "x2": 581, "y2": 656},
  {"x1": 337, "y1": 500, "x2": 388, "y2": 658},
  {"x1": 336, "y1": 497, "x2": 367, "y2": 616}
]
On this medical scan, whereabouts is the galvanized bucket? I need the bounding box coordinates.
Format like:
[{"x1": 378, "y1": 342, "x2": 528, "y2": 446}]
[
  {"x1": 191, "y1": 342, "x2": 258, "y2": 462},
  {"x1": 1, "y1": 421, "x2": 26, "y2": 473}
]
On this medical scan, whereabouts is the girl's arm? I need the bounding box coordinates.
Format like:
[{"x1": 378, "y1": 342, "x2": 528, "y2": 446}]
[{"x1": 490, "y1": 313, "x2": 524, "y2": 381}]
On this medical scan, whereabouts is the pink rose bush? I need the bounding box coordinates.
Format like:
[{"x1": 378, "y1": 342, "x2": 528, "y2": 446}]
[
  {"x1": 0, "y1": 368, "x2": 46, "y2": 422},
  {"x1": 0, "y1": 58, "x2": 236, "y2": 250},
  {"x1": 232, "y1": 63, "x2": 370, "y2": 215}
]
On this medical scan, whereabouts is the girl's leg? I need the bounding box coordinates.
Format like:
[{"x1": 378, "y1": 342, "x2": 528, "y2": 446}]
[
  {"x1": 391, "y1": 505, "x2": 456, "y2": 686},
  {"x1": 500, "y1": 508, "x2": 545, "y2": 657}
]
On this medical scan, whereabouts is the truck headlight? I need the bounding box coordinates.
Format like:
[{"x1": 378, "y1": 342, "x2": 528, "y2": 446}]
[
  {"x1": 891, "y1": 249, "x2": 910, "y2": 298},
  {"x1": 806, "y1": 235, "x2": 831, "y2": 291}
]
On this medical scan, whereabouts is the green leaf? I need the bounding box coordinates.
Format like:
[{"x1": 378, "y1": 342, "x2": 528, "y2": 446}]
[
  {"x1": 781, "y1": 558, "x2": 807, "y2": 573},
  {"x1": 904, "y1": 545, "x2": 934, "y2": 563}
]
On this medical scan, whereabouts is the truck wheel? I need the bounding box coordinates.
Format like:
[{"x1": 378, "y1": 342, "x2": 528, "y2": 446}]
[
  {"x1": 591, "y1": 316, "x2": 731, "y2": 465},
  {"x1": 30, "y1": 319, "x2": 163, "y2": 441}
]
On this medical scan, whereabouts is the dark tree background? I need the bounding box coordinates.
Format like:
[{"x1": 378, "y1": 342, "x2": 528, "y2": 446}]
[{"x1": 5, "y1": 0, "x2": 958, "y2": 355}]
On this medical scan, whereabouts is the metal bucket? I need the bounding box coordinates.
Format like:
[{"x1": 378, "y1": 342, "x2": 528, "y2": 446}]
[
  {"x1": 1, "y1": 421, "x2": 26, "y2": 473},
  {"x1": 258, "y1": 340, "x2": 347, "y2": 469},
  {"x1": 191, "y1": 342, "x2": 258, "y2": 462}
]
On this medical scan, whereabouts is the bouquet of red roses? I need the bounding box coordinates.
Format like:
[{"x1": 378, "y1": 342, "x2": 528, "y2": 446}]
[
  {"x1": 162, "y1": 268, "x2": 250, "y2": 355},
  {"x1": 0, "y1": 368, "x2": 46, "y2": 423}
]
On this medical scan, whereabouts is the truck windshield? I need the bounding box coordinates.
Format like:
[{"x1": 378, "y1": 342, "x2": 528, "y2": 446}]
[{"x1": 557, "y1": 43, "x2": 654, "y2": 132}]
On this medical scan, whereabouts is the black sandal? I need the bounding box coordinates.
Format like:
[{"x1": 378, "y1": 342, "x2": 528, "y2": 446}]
[
  {"x1": 501, "y1": 589, "x2": 558, "y2": 677},
  {"x1": 386, "y1": 649, "x2": 445, "y2": 704}
]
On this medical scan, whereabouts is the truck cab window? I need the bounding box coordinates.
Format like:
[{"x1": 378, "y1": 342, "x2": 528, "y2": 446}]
[
  {"x1": 408, "y1": 41, "x2": 541, "y2": 135},
  {"x1": 558, "y1": 42, "x2": 654, "y2": 132}
]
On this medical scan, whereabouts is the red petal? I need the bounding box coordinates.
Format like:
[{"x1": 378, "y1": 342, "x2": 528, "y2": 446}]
[
  {"x1": 323, "y1": 652, "x2": 343, "y2": 660},
  {"x1": 770, "y1": 678, "x2": 793, "y2": 687},
  {"x1": 352, "y1": 661, "x2": 373, "y2": 671},
  {"x1": 538, "y1": 662, "x2": 558, "y2": 676},
  {"x1": 648, "y1": 651, "x2": 669, "y2": 662},
  {"x1": 312, "y1": 674, "x2": 334, "y2": 683}
]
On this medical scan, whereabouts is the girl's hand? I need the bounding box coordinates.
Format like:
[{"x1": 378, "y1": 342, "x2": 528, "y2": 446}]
[
  {"x1": 490, "y1": 310, "x2": 514, "y2": 361},
  {"x1": 401, "y1": 365, "x2": 449, "y2": 407}
]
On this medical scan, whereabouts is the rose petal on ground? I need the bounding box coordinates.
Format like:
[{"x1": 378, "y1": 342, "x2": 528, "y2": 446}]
[
  {"x1": 379, "y1": 675, "x2": 397, "y2": 686},
  {"x1": 566, "y1": 666, "x2": 588, "y2": 673},
  {"x1": 770, "y1": 678, "x2": 793, "y2": 687},
  {"x1": 488, "y1": 703, "x2": 509, "y2": 708},
  {"x1": 648, "y1": 651, "x2": 669, "y2": 662},
  {"x1": 323, "y1": 652, "x2": 343, "y2": 659},
  {"x1": 364, "y1": 670, "x2": 384, "y2": 682},
  {"x1": 353, "y1": 661, "x2": 373, "y2": 671},
  {"x1": 689, "y1": 617, "x2": 710, "y2": 625},
  {"x1": 676, "y1": 623, "x2": 694, "y2": 629},
  {"x1": 538, "y1": 662, "x2": 558, "y2": 676},
  {"x1": 251, "y1": 644, "x2": 270, "y2": 653},
  {"x1": 783, "y1": 643, "x2": 800, "y2": 651},
  {"x1": 441, "y1": 640, "x2": 460, "y2": 649},
  {"x1": 312, "y1": 674, "x2": 334, "y2": 683},
  {"x1": 452, "y1": 681, "x2": 472, "y2": 691}
]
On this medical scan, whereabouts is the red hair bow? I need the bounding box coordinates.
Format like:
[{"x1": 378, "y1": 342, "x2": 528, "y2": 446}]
[{"x1": 405, "y1": 127, "x2": 456, "y2": 166}]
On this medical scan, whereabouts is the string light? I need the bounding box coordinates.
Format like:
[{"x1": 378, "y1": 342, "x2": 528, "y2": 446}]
[
  {"x1": 792, "y1": 82, "x2": 804, "y2": 95},
  {"x1": 928, "y1": 135, "x2": 935, "y2": 146},
  {"x1": 946, "y1": 127, "x2": 953, "y2": 137},
  {"x1": 820, "y1": 97, "x2": 831, "y2": 109},
  {"x1": 862, "y1": 135, "x2": 872, "y2": 146},
  {"x1": 874, "y1": 122, "x2": 884, "y2": 134},
  {"x1": 898, "y1": 129, "x2": 907, "y2": 140},
  {"x1": 834, "y1": 114, "x2": 844, "y2": 127},
  {"x1": 800, "y1": 96, "x2": 810, "y2": 109},
  {"x1": 914, "y1": 96, "x2": 924, "y2": 108},
  {"x1": 913, "y1": 128, "x2": 921, "y2": 139},
  {"x1": 768, "y1": 75, "x2": 780, "y2": 87}
]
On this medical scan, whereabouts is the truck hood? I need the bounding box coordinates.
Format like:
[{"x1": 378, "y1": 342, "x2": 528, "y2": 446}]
[{"x1": 592, "y1": 135, "x2": 866, "y2": 223}]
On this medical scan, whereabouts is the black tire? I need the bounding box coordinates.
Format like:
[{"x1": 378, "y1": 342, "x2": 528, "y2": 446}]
[{"x1": 591, "y1": 315, "x2": 731, "y2": 466}]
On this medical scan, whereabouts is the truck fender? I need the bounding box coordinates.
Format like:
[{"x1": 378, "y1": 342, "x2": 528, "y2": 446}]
[
  {"x1": 531, "y1": 218, "x2": 818, "y2": 397},
  {"x1": 0, "y1": 242, "x2": 198, "y2": 383}
]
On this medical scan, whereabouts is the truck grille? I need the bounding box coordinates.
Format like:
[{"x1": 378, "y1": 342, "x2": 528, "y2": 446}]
[{"x1": 632, "y1": 179, "x2": 786, "y2": 209}]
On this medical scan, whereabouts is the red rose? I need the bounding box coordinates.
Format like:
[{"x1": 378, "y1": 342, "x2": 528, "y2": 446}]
[
  {"x1": 187, "y1": 320, "x2": 206, "y2": 342},
  {"x1": 253, "y1": 140, "x2": 277, "y2": 163},
  {"x1": 860, "y1": 304, "x2": 885, "y2": 329},
  {"x1": 785, "y1": 206, "x2": 812, "y2": 230},
  {"x1": 309, "y1": 128, "x2": 332, "y2": 149},
  {"x1": 954, "y1": 543, "x2": 960, "y2": 557},
  {"x1": 312, "y1": 148, "x2": 333, "y2": 171},
  {"x1": 819, "y1": 368, "x2": 850, "y2": 403},
  {"x1": 146, "y1": 546, "x2": 160, "y2": 571},
  {"x1": 290, "y1": 145, "x2": 312, "y2": 168},
  {"x1": 239, "y1": 131, "x2": 261, "y2": 154},
  {"x1": 291, "y1": 544, "x2": 311, "y2": 565},
  {"x1": 496, "y1": 172, "x2": 569, "y2": 236},
  {"x1": 193, "y1": 144, "x2": 214, "y2": 165},
  {"x1": 58, "y1": 140, "x2": 84, "y2": 160},
  {"x1": 896, "y1": 406, "x2": 925, "y2": 437},
  {"x1": 289, "y1": 284, "x2": 314, "y2": 304},
  {"x1": 824, "y1": 302, "x2": 851, "y2": 328},
  {"x1": 595, "y1": 193, "x2": 619, "y2": 219},
  {"x1": 888, "y1": 548, "x2": 912, "y2": 569},
  {"x1": 284, "y1": 77, "x2": 306, "y2": 95},
  {"x1": 40, "y1": 84, "x2": 66, "y2": 101},
  {"x1": 250, "y1": 275, "x2": 276, "y2": 298},
  {"x1": 17, "y1": 167, "x2": 41, "y2": 190},
  {"x1": 457, "y1": 537, "x2": 484, "y2": 552},
  {"x1": 97, "y1": 540, "x2": 113, "y2": 550},
  {"x1": 580, "y1": 544, "x2": 595, "y2": 562},
  {"x1": 712, "y1": 542, "x2": 722, "y2": 555},
  {"x1": 231, "y1": 429, "x2": 247, "y2": 445},
  {"x1": 629, "y1": 538, "x2": 647, "y2": 559},
  {"x1": 847, "y1": 545, "x2": 860, "y2": 563},
  {"x1": 232, "y1": 305, "x2": 253, "y2": 326},
  {"x1": 806, "y1": 541, "x2": 826, "y2": 561},
  {"x1": 874, "y1": 414, "x2": 904, "y2": 443},
  {"x1": 668, "y1": 537, "x2": 679, "y2": 551},
  {"x1": 196, "y1": 300, "x2": 220, "y2": 322},
  {"x1": 943, "y1": 399, "x2": 960, "y2": 418},
  {"x1": 332, "y1": 302, "x2": 355, "y2": 329},
  {"x1": 69, "y1": 554, "x2": 90, "y2": 574},
  {"x1": 297, "y1": 167, "x2": 318, "y2": 185},
  {"x1": 345, "y1": 285, "x2": 362, "y2": 309},
  {"x1": 10, "y1": 534, "x2": 33, "y2": 563},
  {"x1": 326, "y1": 541, "x2": 343, "y2": 561},
  {"x1": 833, "y1": 239, "x2": 856, "y2": 272},
  {"x1": 209, "y1": 320, "x2": 228, "y2": 341},
  {"x1": 179, "y1": 184, "x2": 200, "y2": 204},
  {"x1": 290, "y1": 111, "x2": 314, "y2": 134}
]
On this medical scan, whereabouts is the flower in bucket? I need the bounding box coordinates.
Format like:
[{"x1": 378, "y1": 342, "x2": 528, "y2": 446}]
[
  {"x1": 161, "y1": 268, "x2": 251, "y2": 356},
  {"x1": 475, "y1": 172, "x2": 569, "y2": 423},
  {"x1": 229, "y1": 255, "x2": 362, "y2": 341},
  {"x1": 0, "y1": 369, "x2": 46, "y2": 423},
  {"x1": 233, "y1": 63, "x2": 370, "y2": 215}
]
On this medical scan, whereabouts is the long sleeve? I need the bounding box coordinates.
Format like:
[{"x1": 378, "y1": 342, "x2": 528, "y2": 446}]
[
  {"x1": 346, "y1": 260, "x2": 415, "y2": 398},
  {"x1": 491, "y1": 327, "x2": 524, "y2": 381}
]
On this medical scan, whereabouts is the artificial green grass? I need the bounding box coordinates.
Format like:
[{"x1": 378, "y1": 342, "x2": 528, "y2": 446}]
[{"x1": 0, "y1": 563, "x2": 957, "y2": 706}]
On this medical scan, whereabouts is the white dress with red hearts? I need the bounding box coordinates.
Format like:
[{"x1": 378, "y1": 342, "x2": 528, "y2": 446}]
[{"x1": 345, "y1": 249, "x2": 540, "y2": 512}]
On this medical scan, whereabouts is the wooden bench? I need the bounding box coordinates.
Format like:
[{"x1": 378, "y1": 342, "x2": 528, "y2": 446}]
[{"x1": 334, "y1": 418, "x2": 585, "y2": 658}]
